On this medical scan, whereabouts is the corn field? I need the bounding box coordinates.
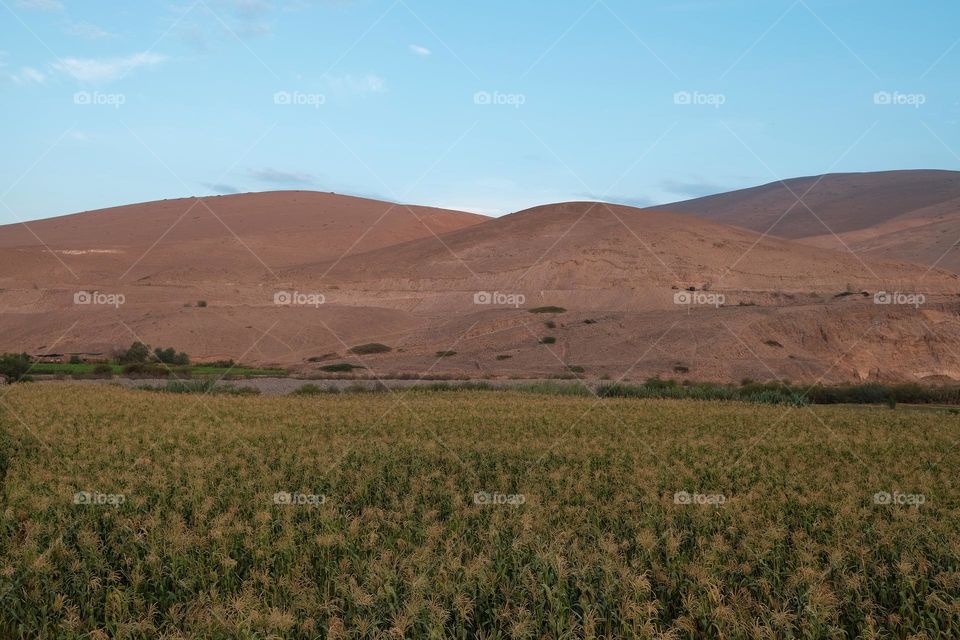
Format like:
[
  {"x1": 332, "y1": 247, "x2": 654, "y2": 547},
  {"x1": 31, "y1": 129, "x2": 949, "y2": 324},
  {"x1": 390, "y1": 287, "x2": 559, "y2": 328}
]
[{"x1": 1, "y1": 384, "x2": 958, "y2": 638}]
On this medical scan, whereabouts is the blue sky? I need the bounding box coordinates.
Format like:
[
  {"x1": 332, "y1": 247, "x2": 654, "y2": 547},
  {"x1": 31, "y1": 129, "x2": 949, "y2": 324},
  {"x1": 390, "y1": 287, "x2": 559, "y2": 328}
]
[{"x1": 2, "y1": 0, "x2": 959, "y2": 223}]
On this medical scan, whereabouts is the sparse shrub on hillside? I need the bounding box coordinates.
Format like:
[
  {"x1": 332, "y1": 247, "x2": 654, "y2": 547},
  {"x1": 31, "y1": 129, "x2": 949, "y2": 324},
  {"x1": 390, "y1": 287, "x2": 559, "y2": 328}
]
[
  {"x1": 544, "y1": 320, "x2": 556, "y2": 329},
  {"x1": 319, "y1": 363, "x2": 363, "y2": 372},
  {"x1": 69, "y1": 355, "x2": 83, "y2": 365},
  {"x1": 435, "y1": 350, "x2": 457, "y2": 357},
  {"x1": 539, "y1": 336, "x2": 556, "y2": 344},
  {"x1": 348, "y1": 343, "x2": 392, "y2": 355},
  {"x1": 197, "y1": 300, "x2": 208, "y2": 307},
  {"x1": 495, "y1": 354, "x2": 512, "y2": 360},
  {"x1": 528, "y1": 306, "x2": 566, "y2": 314}
]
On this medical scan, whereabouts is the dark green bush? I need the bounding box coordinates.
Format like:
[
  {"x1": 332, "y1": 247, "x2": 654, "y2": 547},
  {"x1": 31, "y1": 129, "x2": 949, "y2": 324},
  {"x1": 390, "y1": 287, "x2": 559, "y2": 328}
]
[
  {"x1": 0, "y1": 353, "x2": 32, "y2": 382},
  {"x1": 319, "y1": 363, "x2": 362, "y2": 372},
  {"x1": 154, "y1": 347, "x2": 190, "y2": 365},
  {"x1": 92, "y1": 364, "x2": 114, "y2": 378},
  {"x1": 117, "y1": 342, "x2": 151, "y2": 365},
  {"x1": 348, "y1": 343, "x2": 392, "y2": 355},
  {"x1": 528, "y1": 306, "x2": 567, "y2": 314}
]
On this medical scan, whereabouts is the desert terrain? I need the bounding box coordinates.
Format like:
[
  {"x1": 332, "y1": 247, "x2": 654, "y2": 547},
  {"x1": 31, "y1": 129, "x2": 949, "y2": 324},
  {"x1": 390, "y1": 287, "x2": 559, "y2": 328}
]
[{"x1": 1, "y1": 170, "x2": 958, "y2": 383}]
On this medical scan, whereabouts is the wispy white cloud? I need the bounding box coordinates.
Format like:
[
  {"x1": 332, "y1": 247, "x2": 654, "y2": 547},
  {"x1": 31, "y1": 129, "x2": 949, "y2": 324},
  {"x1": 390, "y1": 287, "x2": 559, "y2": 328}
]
[
  {"x1": 202, "y1": 182, "x2": 242, "y2": 194},
  {"x1": 322, "y1": 73, "x2": 386, "y2": 95},
  {"x1": 65, "y1": 22, "x2": 113, "y2": 40},
  {"x1": 577, "y1": 193, "x2": 656, "y2": 208},
  {"x1": 248, "y1": 168, "x2": 316, "y2": 186},
  {"x1": 659, "y1": 178, "x2": 727, "y2": 199},
  {"x1": 232, "y1": 0, "x2": 272, "y2": 16},
  {"x1": 15, "y1": 0, "x2": 63, "y2": 11},
  {"x1": 409, "y1": 44, "x2": 431, "y2": 57},
  {"x1": 54, "y1": 52, "x2": 166, "y2": 83},
  {"x1": 10, "y1": 66, "x2": 47, "y2": 84}
]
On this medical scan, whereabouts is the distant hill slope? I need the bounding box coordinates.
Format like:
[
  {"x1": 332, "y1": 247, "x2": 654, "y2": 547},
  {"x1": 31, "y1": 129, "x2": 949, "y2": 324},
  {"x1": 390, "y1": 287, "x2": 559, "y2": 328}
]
[
  {"x1": 1, "y1": 188, "x2": 958, "y2": 383},
  {"x1": 659, "y1": 170, "x2": 960, "y2": 237},
  {"x1": 658, "y1": 170, "x2": 960, "y2": 274},
  {"x1": 798, "y1": 195, "x2": 960, "y2": 274},
  {"x1": 290, "y1": 200, "x2": 958, "y2": 300},
  {"x1": 0, "y1": 191, "x2": 488, "y2": 284}
]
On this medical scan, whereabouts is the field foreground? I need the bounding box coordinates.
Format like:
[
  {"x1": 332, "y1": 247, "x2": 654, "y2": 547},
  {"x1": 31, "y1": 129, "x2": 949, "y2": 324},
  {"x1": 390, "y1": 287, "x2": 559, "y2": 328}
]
[{"x1": 1, "y1": 385, "x2": 959, "y2": 639}]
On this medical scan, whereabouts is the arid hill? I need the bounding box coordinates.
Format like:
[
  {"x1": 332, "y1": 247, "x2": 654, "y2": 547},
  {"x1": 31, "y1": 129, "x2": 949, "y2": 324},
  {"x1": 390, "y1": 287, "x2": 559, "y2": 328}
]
[
  {"x1": 291, "y1": 201, "x2": 956, "y2": 300},
  {"x1": 0, "y1": 185, "x2": 958, "y2": 383},
  {"x1": 661, "y1": 170, "x2": 960, "y2": 273},
  {"x1": 0, "y1": 191, "x2": 488, "y2": 286}
]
